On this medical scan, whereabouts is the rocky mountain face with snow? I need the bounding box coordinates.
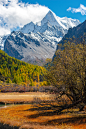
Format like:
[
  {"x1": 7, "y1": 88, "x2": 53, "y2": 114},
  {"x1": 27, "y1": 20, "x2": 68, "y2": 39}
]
[{"x1": 4, "y1": 11, "x2": 80, "y2": 65}]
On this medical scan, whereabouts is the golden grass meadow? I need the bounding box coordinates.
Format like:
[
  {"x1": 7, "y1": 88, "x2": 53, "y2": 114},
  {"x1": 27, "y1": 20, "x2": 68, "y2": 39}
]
[{"x1": 0, "y1": 92, "x2": 86, "y2": 129}]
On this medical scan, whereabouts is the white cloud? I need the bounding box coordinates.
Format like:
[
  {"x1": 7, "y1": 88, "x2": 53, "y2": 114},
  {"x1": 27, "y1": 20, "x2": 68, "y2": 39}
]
[
  {"x1": 67, "y1": 4, "x2": 86, "y2": 15},
  {"x1": 0, "y1": 0, "x2": 49, "y2": 36},
  {"x1": 0, "y1": 27, "x2": 10, "y2": 36},
  {"x1": 67, "y1": 7, "x2": 72, "y2": 11}
]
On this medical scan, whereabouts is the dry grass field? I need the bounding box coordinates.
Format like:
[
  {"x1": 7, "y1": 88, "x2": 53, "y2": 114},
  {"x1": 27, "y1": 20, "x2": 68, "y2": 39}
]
[
  {"x1": 0, "y1": 92, "x2": 56, "y2": 104},
  {"x1": 0, "y1": 92, "x2": 86, "y2": 129}
]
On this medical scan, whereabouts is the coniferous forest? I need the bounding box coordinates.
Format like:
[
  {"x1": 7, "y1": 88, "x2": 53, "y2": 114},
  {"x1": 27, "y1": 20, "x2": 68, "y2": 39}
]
[{"x1": 0, "y1": 50, "x2": 47, "y2": 86}]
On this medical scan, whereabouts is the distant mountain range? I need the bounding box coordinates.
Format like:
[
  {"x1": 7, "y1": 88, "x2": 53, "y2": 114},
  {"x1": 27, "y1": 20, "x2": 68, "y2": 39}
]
[{"x1": 1, "y1": 10, "x2": 80, "y2": 65}]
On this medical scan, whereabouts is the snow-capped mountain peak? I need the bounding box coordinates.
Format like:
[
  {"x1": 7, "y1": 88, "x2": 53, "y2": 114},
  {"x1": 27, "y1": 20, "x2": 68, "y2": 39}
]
[
  {"x1": 3, "y1": 10, "x2": 81, "y2": 65},
  {"x1": 41, "y1": 10, "x2": 60, "y2": 27},
  {"x1": 20, "y1": 22, "x2": 35, "y2": 34},
  {"x1": 60, "y1": 17, "x2": 80, "y2": 30},
  {"x1": 42, "y1": 10, "x2": 80, "y2": 29},
  {"x1": 20, "y1": 10, "x2": 80, "y2": 35}
]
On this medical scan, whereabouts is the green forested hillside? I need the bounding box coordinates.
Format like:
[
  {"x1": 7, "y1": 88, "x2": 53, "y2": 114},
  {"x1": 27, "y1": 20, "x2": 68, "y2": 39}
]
[{"x1": 0, "y1": 50, "x2": 46, "y2": 85}]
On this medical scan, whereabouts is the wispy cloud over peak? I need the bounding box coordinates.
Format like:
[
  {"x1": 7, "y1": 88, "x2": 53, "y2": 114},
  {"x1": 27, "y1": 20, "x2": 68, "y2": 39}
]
[
  {"x1": 67, "y1": 4, "x2": 86, "y2": 15},
  {"x1": 0, "y1": 0, "x2": 49, "y2": 36}
]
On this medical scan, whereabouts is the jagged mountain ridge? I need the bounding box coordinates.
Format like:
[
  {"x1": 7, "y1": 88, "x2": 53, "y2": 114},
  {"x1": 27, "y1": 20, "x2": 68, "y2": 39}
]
[
  {"x1": 20, "y1": 11, "x2": 80, "y2": 35},
  {"x1": 4, "y1": 10, "x2": 80, "y2": 65}
]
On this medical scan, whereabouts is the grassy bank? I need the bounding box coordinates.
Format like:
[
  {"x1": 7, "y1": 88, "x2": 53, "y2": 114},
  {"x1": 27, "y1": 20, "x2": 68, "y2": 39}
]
[{"x1": 0, "y1": 92, "x2": 56, "y2": 105}]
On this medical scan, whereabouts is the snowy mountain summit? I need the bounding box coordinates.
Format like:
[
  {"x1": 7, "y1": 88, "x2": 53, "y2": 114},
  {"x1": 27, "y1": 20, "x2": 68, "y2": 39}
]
[
  {"x1": 4, "y1": 10, "x2": 80, "y2": 65},
  {"x1": 21, "y1": 10, "x2": 80, "y2": 34}
]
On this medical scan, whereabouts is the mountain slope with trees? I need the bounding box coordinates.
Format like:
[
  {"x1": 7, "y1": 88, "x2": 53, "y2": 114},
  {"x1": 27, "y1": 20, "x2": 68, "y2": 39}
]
[{"x1": 0, "y1": 50, "x2": 46, "y2": 85}]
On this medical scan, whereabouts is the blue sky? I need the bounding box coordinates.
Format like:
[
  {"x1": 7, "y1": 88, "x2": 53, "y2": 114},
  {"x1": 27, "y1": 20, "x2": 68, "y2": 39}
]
[
  {"x1": 22, "y1": 0, "x2": 86, "y2": 22},
  {"x1": 0, "y1": 0, "x2": 86, "y2": 36}
]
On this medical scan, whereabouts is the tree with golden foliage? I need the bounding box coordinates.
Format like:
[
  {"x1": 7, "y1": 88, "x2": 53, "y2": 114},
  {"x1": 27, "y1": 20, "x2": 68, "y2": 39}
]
[{"x1": 46, "y1": 38, "x2": 86, "y2": 110}]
